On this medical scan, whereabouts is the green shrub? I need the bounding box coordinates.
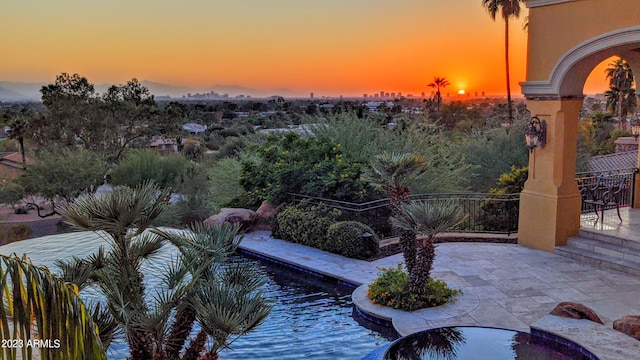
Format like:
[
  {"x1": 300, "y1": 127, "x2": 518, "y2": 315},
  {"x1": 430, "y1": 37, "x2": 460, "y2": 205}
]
[
  {"x1": 325, "y1": 221, "x2": 379, "y2": 260},
  {"x1": 151, "y1": 203, "x2": 183, "y2": 228},
  {"x1": 0, "y1": 182, "x2": 25, "y2": 207},
  {"x1": 110, "y1": 149, "x2": 187, "y2": 189},
  {"x1": 275, "y1": 202, "x2": 340, "y2": 249},
  {"x1": 174, "y1": 196, "x2": 212, "y2": 225},
  {"x1": 367, "y1": 264, "x2": 461, "y2": 311},
  {"x1": 209, "y1": 158, "x2": 244, "y2": 208},
  {"x1": 216, "y1": 137, "x2": 246, "y2": 160},
  {"x1": 17, "y1": 147, "x2": 108, "y2": 202},
  {"x1": 238, "y1": 133, "x2": 374, "y2": 206},
  {"x1": 478, "y1": 166, "x2": 527, "y2": 233}
]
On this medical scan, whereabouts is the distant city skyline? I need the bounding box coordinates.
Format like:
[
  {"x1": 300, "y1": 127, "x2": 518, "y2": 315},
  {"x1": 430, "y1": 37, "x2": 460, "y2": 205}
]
[{"x1": 1, "y1": 1, "x2": 611, "y2": 98}]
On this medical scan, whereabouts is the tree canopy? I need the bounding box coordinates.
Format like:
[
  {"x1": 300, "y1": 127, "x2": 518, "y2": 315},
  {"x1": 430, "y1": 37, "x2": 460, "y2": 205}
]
[{"x1": 32, "y1": 73, "x2": 180, "y2": 162}]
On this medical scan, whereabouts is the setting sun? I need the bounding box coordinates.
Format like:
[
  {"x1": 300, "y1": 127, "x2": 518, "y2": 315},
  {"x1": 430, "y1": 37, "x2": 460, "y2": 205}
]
[{"x1": 458, "y1": 89, "x2": 466, "y2": 95}]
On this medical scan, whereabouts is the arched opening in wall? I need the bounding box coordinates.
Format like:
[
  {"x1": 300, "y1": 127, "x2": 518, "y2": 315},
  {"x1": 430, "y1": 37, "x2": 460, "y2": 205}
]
[
  {"x1": 575, "y1": 58, "x2": 617, "y2": 173},
  {"x1": 576, "y1": 55, "x2": 639, "y2": 173},
  {"x1": 584, "y1": 56, "x2": 618, "y2": 97},
  {"x1": 581, "y1": 54, "x2": 638, "y2": 128}
]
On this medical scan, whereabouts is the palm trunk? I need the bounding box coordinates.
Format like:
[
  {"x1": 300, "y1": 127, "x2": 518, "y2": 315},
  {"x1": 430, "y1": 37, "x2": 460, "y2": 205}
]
[
  {"x1": 182, "y1": 331, "x2": 207, "y2": 360},
  {"x1": 18, "y1": 138, "x2": 26, "y2": 170},
  {"x1": 399, "y1": 229, "x2": 417, "y2": 278},
  {"x1": 619, "y1": 92, "x2": 626, "y2": 128},
  {"x1": 165, "y1": 305, "x2": 197, "y2": 359},
  {"x1": 505, "y1": 17, "x2": 513, "y2": 124},
  {"x1": 391, "y1": 187, "x2": 419, "y2": 289},
  {"x1": 410, "y1": 236, "x2": 435, "y2": 294}
]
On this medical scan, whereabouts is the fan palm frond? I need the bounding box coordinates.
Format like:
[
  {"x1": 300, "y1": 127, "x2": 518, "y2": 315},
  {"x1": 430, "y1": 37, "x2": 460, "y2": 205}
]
[
  {"x1": 194, "y1": 263, "x2": 271, "y2": 356},
  {"x1": 392, "y1": 200, "x2": 465, "y2": 239},
  {"x1": 58, "y1": 180, "x2": 169, "y2": 238},
  {"x1": 362, "y1": 151, "x2": 427, "y2": 192}
]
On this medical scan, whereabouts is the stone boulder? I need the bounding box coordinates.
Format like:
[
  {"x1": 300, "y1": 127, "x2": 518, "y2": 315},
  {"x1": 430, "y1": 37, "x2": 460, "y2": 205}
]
[
  {"x1": 549, "y1": 302, "x2": 604, "y2": 324},
  {"x1": 253, "y1": 201, "x2": 277, "y2": 230},
  {"x1": 204, "y1": 208, "x2": 256, "y2": 231},
  {"x1": 256, "y1": 201, "x2": 277, "y2": 220},
  {"x1": 613, "y1": 315, "x2": 640, "y2": 341}
]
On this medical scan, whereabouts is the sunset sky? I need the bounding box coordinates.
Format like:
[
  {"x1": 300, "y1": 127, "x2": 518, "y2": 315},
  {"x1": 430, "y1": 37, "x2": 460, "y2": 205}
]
[{"x1": 1, "y1": 0, "x2": 610, "y2": 97}]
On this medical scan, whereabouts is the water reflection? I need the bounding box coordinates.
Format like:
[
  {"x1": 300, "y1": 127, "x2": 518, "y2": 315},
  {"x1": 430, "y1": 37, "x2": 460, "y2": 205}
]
[
  {"x1": 385, "y1": 327, "x2": 465, "y2": 360},
  {"x1": 382, "y1": 327, "x2": 595, "y2": 360}
]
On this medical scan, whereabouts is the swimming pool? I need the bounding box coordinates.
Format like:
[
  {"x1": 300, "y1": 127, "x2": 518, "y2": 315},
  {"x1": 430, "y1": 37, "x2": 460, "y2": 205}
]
[{"x1": 0, "y1": 232, "x2": 396, "y2": 359}]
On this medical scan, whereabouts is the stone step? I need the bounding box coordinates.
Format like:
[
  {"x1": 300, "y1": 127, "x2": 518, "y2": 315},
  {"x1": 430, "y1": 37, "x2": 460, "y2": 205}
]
[
  {"x1": 578, "y1": 229, "x2": 640, "y2": 251},
  {"x1": 555, "y1": 241, "x2": 640, "y2": 277},
  {"x1": 567, "y1": 237, "x2": 640, "y2": 263}
]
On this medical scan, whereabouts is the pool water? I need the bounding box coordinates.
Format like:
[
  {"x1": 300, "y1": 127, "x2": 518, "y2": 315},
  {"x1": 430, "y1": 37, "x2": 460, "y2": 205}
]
[
  {"x1": 221, "y1": 253, "x2": 397, "y2": 359},
  {"x1": 381, "y1": 327, "x2": 596, "y2": 360},
  {"x1": 0, "y1": 233, "x2": 395, "y2": 359}
]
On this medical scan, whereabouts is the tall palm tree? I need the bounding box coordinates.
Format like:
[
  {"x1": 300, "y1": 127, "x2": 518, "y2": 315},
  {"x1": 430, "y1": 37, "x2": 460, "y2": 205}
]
[
  {"x1": 0, "y1": 254, "x2": 106, "y2": 360},
  {"x1": 481, "y1": 0, "x2": 523, "y2": 124},
  {"x1": 427, "y1": 77, "x2": 450, "y2": 119},
  {"x1": 57, "y1": 181, "x2": 271, "y2": 360},
  {"x1": 6, "y1": 111, "x2": 29, "y2": 170},
  {"x1": 363, "y1": 151, "x2": 427, "y2": 282},
  {"x1": 604, "y1": 58, "x2": 637, "y2": 126}
]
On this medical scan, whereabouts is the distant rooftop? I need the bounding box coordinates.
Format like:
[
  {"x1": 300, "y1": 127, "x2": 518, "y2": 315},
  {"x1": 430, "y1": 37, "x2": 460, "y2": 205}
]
[{"x1": 589, "y1": 150, "x2": 638, "y2": 173}]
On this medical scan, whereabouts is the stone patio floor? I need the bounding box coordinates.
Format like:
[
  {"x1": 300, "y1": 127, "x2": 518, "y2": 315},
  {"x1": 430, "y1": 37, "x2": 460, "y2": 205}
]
[{"x1": 241, "y1": 230, "x2": 640, "y2": 360}]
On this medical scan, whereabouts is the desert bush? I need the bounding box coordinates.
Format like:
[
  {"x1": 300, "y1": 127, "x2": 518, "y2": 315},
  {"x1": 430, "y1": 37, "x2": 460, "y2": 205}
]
[
  {"x1": 216, "y1": 137, "x2": 246, "y2": 160},
  {"x1": 478, "y1": 166, "x2": 527, "y2": 233},
  {"x1": 310, "y1": 112, "x2": 400, "y2": 162},
  {"x1": 238, "y1": 132, "x2": 375, "y2": 207},
  {"x1": 0, "y1": 224, "x2": 33, "y2": 244},
  {"x1": 461, "y1": 123, "x2": 528, "y2": 192},
  {"x1": 17, "y1": 147, "x2": 108, "y2": 203},
  {"x1": 110, "y1": 149, "x2": 187, "y2": 189},
  {"x1": 325, "y1": 221, "x2": 379, "y2": 259},
  {"x1": 275, "y1": 202, "x2": 340, "y2": 249},
  {"x1": 367, "y1": 264, "x2": 461, "y2": 311},
  {"x1": 217, "y1": 128, "x2": 239, "y2": 138},
  {"x1": 0, "y1": 182, "x2": 25, "y2": 208},
  {"x1": 208, "y1": 158, "x2": 244, "y2": 209},
  {"x1": 151, "y1": 203, "x2": 183, "y2": 228}
]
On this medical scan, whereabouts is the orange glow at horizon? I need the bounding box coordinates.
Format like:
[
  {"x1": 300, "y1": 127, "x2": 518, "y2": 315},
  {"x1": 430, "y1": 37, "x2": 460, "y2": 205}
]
[
  {"x1": 0, "y1": 1, "x2": 614, "y2": 97},
  {"x1": 584, "y1": 57, "x2": 618, "y2": 95}
]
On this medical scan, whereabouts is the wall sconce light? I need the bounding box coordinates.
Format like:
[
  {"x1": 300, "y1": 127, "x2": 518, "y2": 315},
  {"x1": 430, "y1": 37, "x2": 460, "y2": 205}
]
[
  {"x1": 524, "y1": 116, "x2": 547, "y2": 152},
  {"x1": 632, "y1": 123, "x2": 640, "y2": 139}
]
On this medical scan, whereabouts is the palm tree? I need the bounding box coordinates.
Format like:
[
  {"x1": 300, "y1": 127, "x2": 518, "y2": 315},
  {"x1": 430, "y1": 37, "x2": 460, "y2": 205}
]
[
  {"x1": 604, "y1": 59, "x2": 637, "y2": 126},
  {"x1": 363, "y1": 151, "x2": 427, "y2": 282},
  {"x1": 5, "y1": 111, "x2": 29, "y2": 170},
  {"x1": 427, "y1": 77, "x2": 450, "y2": 119},
  {"x1": 481, "y1": 0, "x2": 523, "y2": 123},
  {"x1": 0, "y1": 254, "x2": 106, "y2": 360},
  {"x1": 56, "y1": 181, "x2": 271, "y2": 360},
  {"x1": 391, "y1": 200, "x2": 464, "y2": 293}
]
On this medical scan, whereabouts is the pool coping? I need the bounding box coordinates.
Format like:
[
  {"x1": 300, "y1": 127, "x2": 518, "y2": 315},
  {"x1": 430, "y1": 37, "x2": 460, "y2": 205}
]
[{"x1": 531, "y1": 315, "x2": 640, "y2": 360}]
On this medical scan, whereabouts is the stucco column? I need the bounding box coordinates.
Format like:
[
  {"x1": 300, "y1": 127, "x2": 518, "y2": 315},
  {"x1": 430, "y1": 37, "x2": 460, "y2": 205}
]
[
  {"x1": 518, "y1": 98, "x2": 583, "y2": 252},
  {"x1": 625, "y1": 54, "x2": 640, "y2": 208}
]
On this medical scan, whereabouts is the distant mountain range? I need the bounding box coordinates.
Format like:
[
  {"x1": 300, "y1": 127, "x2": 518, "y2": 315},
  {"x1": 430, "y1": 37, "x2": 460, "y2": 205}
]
[{"x1": 0, "y1": 80, "x2": 297, "y2": 102}]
